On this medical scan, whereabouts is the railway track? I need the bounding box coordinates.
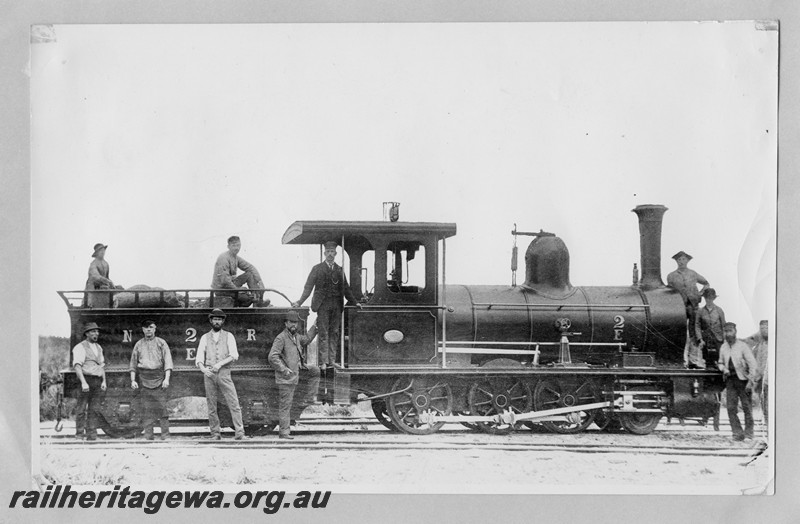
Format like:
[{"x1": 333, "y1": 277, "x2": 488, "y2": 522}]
[{"x1": 40, "y1": 417, "x2": 768, "y2": 459}]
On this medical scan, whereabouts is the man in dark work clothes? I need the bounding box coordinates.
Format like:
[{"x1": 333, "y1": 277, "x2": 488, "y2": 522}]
[{"x1": 292, "y1": 241, "x2": 359, "y2": 368}]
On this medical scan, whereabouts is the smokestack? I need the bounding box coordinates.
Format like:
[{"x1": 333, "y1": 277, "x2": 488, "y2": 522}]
[{"x1": 632, "y1": 204, "x2": 668, "y2": 289}]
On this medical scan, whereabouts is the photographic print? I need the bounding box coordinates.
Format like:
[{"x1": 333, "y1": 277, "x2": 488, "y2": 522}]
[{"x1": 29, "y1": 21, "x2": 776, "y2": 497}]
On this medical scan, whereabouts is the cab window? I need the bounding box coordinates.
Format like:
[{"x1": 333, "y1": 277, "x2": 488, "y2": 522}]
[{"x1": 386, "y1": 242, "x2": 425, "y2": 294}]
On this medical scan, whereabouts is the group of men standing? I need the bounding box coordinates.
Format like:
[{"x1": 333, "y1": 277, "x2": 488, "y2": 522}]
[
  {"x1": 74, "y1": 236, "x2": 356, "y2": 440},
  {"x1": 667, "y1": 250, "x2": 770, "y2": 441}
]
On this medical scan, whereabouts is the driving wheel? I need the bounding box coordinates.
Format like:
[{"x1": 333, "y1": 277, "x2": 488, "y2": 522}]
[{"x1": 387, "y1": 377, "x2": 453, "y2": 435}]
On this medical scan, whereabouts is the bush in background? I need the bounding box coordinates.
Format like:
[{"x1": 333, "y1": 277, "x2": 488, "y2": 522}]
[{"x1": 39, "y1": 336, "x2": 71, "y2": 422}]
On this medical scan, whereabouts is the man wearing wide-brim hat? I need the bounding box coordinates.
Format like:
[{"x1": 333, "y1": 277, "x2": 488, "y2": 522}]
[
  {"x1": 666, "y1": 250, "x2": 710, "y2": 344},
  {"x1": 268, "y1": 310, "x2": 320, "y2": 439},
  {"x1": 194, "y1": 308, "x2": 247, "y2": 440},
  {"x1": 291, "y1": 241, "x2": 359, "y2": 368},
  {"x1": 72, "y1": 322, "x2": 107, "y2": 440},
  {"x1": 84, "y1": 243, "x2": 117, "y2": 308}
]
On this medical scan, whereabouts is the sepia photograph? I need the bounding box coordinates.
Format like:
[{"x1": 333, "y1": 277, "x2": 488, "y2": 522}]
[{"x1": 27, "y1": 21, "x2": 777, "y2": 498}]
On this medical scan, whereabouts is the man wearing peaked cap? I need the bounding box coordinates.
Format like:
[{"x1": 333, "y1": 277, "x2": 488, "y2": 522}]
[
  {"x1": 84, "y1": 243, "x2": 116, "y2": 308},
  {"x1": 291, "y1": 240, "x2": 360, "y2": 368},
  {"x1": 667, "y1": 249, "x2": 709, "y2": 344},
  {"x1": 268, "y1": 311, "x2": 320, "y2": 439},
  {"x1": 72, "y1": 322, "x2": 107, "y2": 440},
  {"x1": 195, "y1": 307, "x2": 246, "y2": 440}
]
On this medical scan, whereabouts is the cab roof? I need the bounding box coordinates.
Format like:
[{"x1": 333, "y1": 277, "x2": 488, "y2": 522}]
[{"x1": 282, "y1": 221, "x2": 457, "y2": 245}]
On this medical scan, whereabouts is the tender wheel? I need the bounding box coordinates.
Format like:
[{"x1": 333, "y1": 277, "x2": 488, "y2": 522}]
[
  {"x1": 533, "y1": 378, "x2": 598, "y2": 434},
  {"x1": 468, "y1": 379, "x2": 532, "y2": 435},
  {"x1": 618, "y1": 413, "x2": 662, "y2": 435},
  {"x1": 99, "y1": 419, "x2": 143, "y2": 439},
  {"x1": 387, "y1": 377, "x2": 453, "y2": 435},
  {"x1": 371, "y1": 400, "x2": 399, "y2": 432}
]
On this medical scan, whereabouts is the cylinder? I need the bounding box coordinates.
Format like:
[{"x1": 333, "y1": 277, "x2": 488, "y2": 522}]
[{"x1": 632, "y1": 204, "x2": 668, "y2": 289}]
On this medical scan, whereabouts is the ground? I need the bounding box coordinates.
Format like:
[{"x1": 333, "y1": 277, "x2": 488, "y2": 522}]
[{"x1": 37, "y1": 416, "x2": 772, "y2": 495}]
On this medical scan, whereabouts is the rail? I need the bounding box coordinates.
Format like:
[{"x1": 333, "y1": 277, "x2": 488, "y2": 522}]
[{"x1": 57, "y1": 288, "x2": 293, "y2": 309}]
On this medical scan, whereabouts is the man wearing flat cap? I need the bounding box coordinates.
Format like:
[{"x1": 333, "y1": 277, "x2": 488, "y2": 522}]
[
  {"x1": 129, "y1": 320, "x2": 173, "y2": 440},
  {"x1": 84, "y1": 243, "x2": 116, "y2": 308},
  {"x1": 268, "y1": 311, "x2": 320, "y2": 439},
  {"x1": 717, "y1": 322, "x2": 758, "y2": 441},
  {"x1": 195, "y1": 309, "x2": 246, "y2": 440},
  {"x1": 292, "y1": 241, "x2": 359, "y2": 368},
  {"x1": 667, "y1": 250, "x2": 710, "y2": 343},
  {"x1": 72, "y1": 322, "x2": 107, "y2": 440}
]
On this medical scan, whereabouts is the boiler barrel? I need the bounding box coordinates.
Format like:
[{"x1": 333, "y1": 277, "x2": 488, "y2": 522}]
[{"x1": 441, "y1": 284, "x2": 685, "y2": 364}]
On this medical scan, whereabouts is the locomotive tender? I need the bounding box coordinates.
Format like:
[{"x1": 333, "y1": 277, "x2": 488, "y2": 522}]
[{"x1": 55, "y1": 204, "x2": 723, "y2": 437}]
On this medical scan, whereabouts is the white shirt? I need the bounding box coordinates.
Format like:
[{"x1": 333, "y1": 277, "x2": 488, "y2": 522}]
[{"x1": 194, "y1": 330, "x2": 239, "y2": 367}]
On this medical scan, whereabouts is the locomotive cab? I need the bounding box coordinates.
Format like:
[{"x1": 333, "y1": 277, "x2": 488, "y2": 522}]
[{"x1": 282, "y1": 220, "x2": 456, "y2": 368}]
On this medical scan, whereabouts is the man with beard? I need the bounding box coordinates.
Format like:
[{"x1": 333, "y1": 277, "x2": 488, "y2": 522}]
[
  {"x1": 129, "y1": 320, "x2": 173, "y2": 440},
  {"x1": 195, "y1": 309, "x2": 246, "y2": 440},
  {"x1": 292, "y1": 241, "x2": 358, "y2": 368},
  {"x1": 268, "y1": 311, "x2": 320, "y2": 439},
  {"x1": 72, "y1": 322, "x2": 107, "y2": 440},
  {"x1": 717, "y1": 322, "x2": 758, "y2": 441}
]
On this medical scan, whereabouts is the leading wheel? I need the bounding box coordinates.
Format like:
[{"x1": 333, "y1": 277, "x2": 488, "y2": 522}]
[
  {"x1": 468, "y1": 379, "x2": 532, "y2": 435},
  {"x1": 371, "y1": 400, "x2": 399, "y2": 432},
  {"x1": 533, "y1": 378, "x2": 598, "y2": 434},
  {"x1": 387, "y1": 377, "x2": 453, "y2": 435},
  {"x1": 618, "y1": 413, "x2": 662, "y2": 435}
]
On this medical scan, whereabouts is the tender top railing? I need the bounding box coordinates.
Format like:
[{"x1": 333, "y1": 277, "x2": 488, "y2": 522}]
[{"x1": 57, "y1": 288, "x2": 293, "y2": 309}]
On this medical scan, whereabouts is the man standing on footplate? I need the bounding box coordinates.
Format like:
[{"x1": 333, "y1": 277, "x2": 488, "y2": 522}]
[{"x1": 291, "y1": 241, "x2": 358, "y2": 369}]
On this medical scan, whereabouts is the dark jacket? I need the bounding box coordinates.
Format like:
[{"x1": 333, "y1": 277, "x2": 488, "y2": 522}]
[
  {"x1": 297, "y1": 262, "x2": 357, "y2": 312},
  {"x1": 268, "y1": 325, "x2": 318, "y2": 385}
]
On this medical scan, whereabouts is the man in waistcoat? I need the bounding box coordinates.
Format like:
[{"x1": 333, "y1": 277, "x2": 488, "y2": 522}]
[
  {"x1": 195, "y1": 309, "x2": 246, "y2": 440},
  {"x1": 72, "y1": 322, "x2": 107, "y2": 440},
  {"x1": 129, "y1": 320, "x2": 173, "y2": 440},
  {"x1": 292, "y1": 241, "x2": 359, "y2": 368},
  {"x1": 717, "y1": 322, "x2": 758, "y2": 441},
  {"x1": 212, "y1": 236, "x2": 266, "y2": 307},
  {"x1": 268, "y1": 311, "x2": 320, "y2": 439}
]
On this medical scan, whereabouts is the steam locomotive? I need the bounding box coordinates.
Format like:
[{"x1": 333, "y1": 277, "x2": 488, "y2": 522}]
[{"x1": 55, "y1": 204, "x2": 722, "y2": 437}]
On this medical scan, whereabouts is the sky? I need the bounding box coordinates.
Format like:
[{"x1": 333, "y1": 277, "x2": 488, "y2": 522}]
[{"x1": 30, "y1": 21, "x2": 777, "y2": 337}]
